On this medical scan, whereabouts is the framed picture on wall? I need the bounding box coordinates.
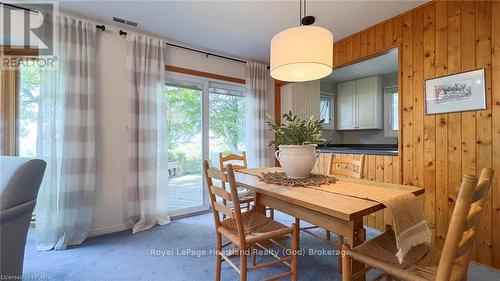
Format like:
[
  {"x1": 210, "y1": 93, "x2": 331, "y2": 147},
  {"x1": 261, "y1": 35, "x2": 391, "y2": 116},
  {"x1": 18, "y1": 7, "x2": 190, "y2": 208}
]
[{"x1": 424, "y1": 68, "x2": 486, "y2": 115}]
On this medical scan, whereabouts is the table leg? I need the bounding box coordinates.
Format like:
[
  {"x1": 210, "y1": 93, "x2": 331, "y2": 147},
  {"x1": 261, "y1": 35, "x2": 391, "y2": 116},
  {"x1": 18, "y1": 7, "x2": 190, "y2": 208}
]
[
  {"x1": 348, "y1": 218, "x2": 366, "y2": 281},
  {"x1": 253, "y1": 193, "x2": 266, "y2": 214}
]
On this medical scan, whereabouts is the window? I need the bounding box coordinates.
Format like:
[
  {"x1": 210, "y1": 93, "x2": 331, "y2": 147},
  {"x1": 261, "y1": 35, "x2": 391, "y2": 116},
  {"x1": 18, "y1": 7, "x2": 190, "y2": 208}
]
[
  {"x1": 384, "y1": 86, "x2": 399, "y2": 137},
  {"x1": 18, "y1": 62, "x2": 40, "y2": 157},
  {"x1": 208, "y1": 82, "x2": 246, "y2": 166},
  {"x1": 0, "y1": 51, "x2": 39, "y2": 156},
  {"x1": 320, "y1": 94, "x2": 334, "y2": 129}
]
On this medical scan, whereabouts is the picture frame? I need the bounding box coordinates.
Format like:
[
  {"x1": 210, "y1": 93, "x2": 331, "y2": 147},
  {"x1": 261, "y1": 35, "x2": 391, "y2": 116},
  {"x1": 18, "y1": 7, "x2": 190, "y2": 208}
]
[{"x1": 424, "y1": 68, "x2": 486, "y2": 115}]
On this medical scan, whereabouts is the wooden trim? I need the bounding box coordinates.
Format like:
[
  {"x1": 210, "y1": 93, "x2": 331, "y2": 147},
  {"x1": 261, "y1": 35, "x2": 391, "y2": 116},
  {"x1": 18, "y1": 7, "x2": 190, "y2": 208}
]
[
  {"x1": 274, "y1": 80, "x2": 281, "y2": 123},
  {"x1": 0, "y1": 67, "x2": 18, "y2": 156},
  {"x1": 1, "y1": 46, "x2": 38, "y2": 57},
  {"x1": 333, "y1": 44, "x2": 400, "y2": 69},
  {"x1": 165, "y1": 65, "x2": 245, "y2": 84},
  {"x1": 396, "y1": 44, "x2": 403, "y2": 184}
]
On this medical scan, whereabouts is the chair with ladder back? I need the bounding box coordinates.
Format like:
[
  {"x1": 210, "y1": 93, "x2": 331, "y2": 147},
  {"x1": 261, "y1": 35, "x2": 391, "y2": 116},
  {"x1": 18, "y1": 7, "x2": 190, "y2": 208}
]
[
  {"x1": 341, "y1": 168, "x2": 493, "y2": 281},
  {"x1": 219, "y1": 152, "x2": 274, "y2": 219},
  {"x1": 203, "y1": 161, "x2": 299, "y2": 281}
]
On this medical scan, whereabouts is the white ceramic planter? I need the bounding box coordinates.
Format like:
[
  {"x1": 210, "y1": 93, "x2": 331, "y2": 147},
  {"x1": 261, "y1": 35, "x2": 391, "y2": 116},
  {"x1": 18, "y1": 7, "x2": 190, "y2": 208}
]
[{"x1": 274, "y1": 144, "x2": 319, "y2": 179}]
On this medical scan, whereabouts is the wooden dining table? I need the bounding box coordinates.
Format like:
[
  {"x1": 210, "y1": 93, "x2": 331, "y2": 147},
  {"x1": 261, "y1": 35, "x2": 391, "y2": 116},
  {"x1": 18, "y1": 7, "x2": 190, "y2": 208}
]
[{"x1": 234, "y1": 168, "x2": 425, "y2": 281}]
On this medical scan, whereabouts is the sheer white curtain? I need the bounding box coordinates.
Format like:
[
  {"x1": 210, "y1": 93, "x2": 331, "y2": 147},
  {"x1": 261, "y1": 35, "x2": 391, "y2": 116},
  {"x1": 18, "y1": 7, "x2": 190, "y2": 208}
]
[
  {"x1": 245, "y1": 61, "x2": 275, "y2": 167},
  {"x1": 126, "y1": 33, "x2": 170, "y2": 233},
  {"x1": 36, "y1": 15, "x2": 96, "y2": 250}
]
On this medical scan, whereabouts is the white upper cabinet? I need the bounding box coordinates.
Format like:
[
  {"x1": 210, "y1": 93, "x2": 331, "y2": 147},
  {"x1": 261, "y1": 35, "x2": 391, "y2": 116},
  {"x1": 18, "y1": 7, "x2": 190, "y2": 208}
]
[
  {"x1": 336, "y1": 76, "x2": 383, "y2": 130},
  {"x1": 337, "y1": 81, "x2": 356, "y2": 129},
  {"x1": 280, "y1": 80, "x2": 320, "y2": 120}
]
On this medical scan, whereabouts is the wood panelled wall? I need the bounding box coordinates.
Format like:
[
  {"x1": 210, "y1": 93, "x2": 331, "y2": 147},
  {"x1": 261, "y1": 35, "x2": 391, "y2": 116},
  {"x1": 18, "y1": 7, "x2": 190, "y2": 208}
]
[
  {"x1": 314, "y1": 153, "x2": 400, "y2": 232},
  {"x1": 331, "y1": 0, "x2": 499, "y2": 268}
]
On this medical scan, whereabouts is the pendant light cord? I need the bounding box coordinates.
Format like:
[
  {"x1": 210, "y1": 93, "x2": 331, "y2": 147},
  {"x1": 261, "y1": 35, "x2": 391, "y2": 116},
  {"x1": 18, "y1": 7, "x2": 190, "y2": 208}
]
[
  {"x1": 299, "y1": 0, "x2": 302, "y2": 26},
  {"x1": 304, "y1": 0, "x2": 307, "y2": 20},
  {"x1": 299, "y1": 0, "x2": 308, "y2": 26}
]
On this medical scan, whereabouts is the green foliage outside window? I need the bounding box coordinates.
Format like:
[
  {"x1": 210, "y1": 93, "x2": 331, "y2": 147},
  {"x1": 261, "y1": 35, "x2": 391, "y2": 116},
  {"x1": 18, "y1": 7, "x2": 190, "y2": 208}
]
[{"x1": 165, "y1": 84, "x2": 245, "y2": 177}]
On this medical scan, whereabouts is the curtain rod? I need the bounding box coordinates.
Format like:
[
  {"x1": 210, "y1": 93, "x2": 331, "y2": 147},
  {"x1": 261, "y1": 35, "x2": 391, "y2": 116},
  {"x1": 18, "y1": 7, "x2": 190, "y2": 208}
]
[{"x1": 111, "y1": 28, "x2": 248, "y2": 64}]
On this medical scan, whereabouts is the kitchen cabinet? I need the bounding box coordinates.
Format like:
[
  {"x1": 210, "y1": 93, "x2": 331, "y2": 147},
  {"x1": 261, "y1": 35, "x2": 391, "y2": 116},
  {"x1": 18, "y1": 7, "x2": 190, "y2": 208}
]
[
  {"x1": 336, "y1": 76, "x2": 382, "y2": 130},
  {"x1": 280, "y1": 80, "x2": 320, "y2": 120}
]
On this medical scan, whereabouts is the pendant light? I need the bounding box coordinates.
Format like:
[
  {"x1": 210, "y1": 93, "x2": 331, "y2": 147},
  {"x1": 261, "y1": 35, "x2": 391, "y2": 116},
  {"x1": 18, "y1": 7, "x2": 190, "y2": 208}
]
[{"x1": 270, "y1": 0, "x2": 333, "y2": 82}]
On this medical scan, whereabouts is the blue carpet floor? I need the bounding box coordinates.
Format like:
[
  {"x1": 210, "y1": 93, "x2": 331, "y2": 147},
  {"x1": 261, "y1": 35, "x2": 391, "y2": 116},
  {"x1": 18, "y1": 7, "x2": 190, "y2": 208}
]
[{"x1": 23, "y1": 212, "x2": 499, "y2": 281}]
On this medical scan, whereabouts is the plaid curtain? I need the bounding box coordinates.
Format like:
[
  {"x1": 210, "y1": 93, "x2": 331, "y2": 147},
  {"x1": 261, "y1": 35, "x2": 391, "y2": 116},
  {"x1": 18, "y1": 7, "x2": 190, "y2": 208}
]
[
  {"x1": 245, "y1": 61, "x2": 275, "y2": 167},
  {"x1": 126, "y1": 33, "x2": 170, "y2": 233},
  {"x1": 36, "y1": 15, "x2": 96, "y2": 250}
]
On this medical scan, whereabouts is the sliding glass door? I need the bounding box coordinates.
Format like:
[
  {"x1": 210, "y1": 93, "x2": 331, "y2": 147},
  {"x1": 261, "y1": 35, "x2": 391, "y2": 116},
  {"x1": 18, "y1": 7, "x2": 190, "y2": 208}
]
[
  {"x1": 165, "y1": 81, "x2": 205, "y2": 215},
  {"x1": 165, "y1": 73, "x2": 246, "y2": 216}
]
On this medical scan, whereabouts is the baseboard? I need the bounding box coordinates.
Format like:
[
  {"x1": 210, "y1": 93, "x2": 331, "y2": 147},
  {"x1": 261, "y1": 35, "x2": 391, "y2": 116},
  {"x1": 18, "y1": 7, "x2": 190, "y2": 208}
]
[{"x1": 89, "y1": 222, "x2": 133, "y2": 237}]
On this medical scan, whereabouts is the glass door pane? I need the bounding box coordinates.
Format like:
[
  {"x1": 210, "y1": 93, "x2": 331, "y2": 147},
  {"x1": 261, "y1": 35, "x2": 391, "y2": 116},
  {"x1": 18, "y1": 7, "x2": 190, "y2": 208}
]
[
  {"x1": 18, "y1": 62, "x2": 40, "y2": 157},
  {"x1": 165, "y1": 83, "x2": 204, "y2": 213},
  {"x1": 208, "y1": 83, "x2": 245, "y2": 167}
]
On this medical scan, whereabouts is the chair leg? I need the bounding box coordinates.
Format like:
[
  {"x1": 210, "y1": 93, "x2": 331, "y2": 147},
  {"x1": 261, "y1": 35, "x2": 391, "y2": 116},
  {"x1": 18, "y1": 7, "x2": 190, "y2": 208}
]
[
  {"x1": 295, "y1": 218, "x2": 300, "y2": 241},
  {"x1": 326, "y1": 230, "x2": 331, "y2": 240},
  {"x1": 240, "y1": 250, "x2": 248, "y2": 281},
  {"x1": 291, "y1": 223, "x2": 299, "y2": 281},
  {"x1": 215, "y1": 233, "x2": 222, "y2": 281},
  {"x1": 250, "y1": 245, "x2": 256, "y2": 266},
  {"x1": 341, "y1": 244, "x2": 352, "y2": 281},
  {"x1": 336, "y1": 235, "x2": 344, "y2": 273},
  {"x1": 269, "y1": 208, "x2": 275, "y2": 219}
]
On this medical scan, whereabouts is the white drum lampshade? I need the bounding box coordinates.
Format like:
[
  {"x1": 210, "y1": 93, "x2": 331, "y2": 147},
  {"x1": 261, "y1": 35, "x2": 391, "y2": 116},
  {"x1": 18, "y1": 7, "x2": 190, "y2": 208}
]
[{"x1": 270, "y1": 26, "x2": 333, "y2": 82}]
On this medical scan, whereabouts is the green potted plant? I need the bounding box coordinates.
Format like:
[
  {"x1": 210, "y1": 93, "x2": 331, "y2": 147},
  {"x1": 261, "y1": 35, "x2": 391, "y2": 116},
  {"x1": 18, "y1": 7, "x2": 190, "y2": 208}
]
[{"x1": 267, "y1": 111, "x2": 325, "y2": 178}]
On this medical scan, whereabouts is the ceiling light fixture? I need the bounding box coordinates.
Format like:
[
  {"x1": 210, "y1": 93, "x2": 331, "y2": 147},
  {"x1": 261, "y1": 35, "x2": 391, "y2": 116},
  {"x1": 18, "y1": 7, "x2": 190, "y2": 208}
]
[{"x1": 270, "y1": 0, "x2": 333, "y2": 82}]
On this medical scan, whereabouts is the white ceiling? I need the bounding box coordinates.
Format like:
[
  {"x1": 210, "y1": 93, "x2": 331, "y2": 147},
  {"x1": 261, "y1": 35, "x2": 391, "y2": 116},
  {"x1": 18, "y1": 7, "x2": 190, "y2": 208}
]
[
  {"x1": 327, "y1": 47, "x2": 398, "y2": 83},
  {"x1": 56, "y1": 0, "x2": 428, "y2": 63}
]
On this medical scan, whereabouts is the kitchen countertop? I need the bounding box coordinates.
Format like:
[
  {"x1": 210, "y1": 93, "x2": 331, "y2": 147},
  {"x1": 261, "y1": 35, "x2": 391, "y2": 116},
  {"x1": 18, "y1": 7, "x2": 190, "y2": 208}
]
[{"x1": 317, "y1": 144, "x2": 398, "y2": 156}]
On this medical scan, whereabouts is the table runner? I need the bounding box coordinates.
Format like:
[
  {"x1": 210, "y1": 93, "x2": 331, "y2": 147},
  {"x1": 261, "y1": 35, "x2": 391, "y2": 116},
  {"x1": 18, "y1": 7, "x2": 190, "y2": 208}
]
[{"x1": 238, "y1": 168, "x2": 431, "y2": 264}]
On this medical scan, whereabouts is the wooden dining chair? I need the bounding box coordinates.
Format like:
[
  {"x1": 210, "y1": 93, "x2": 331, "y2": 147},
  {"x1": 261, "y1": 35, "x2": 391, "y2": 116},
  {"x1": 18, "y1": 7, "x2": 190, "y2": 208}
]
[
  {"x1": 219, "y1": 152, "x2": 274, "y2": 219},
  {"x1": 323, "y1": 154, "x2": 365, "y2": 243},
  {"x1": 329, "y1": 154, "x2": 366, "y2": 179},
  {"x1": 341, "y1": 168, "x2": 494, "y2": 281},
  {"x1": 302, "y1": 155, "x2": 366, "y2": 251},
  {"x1": 312, "y1": 153, "x2": 333, "y2": 175},
  {"x1": 203, "y1": 161, "x2": 299, "y2": 281}
]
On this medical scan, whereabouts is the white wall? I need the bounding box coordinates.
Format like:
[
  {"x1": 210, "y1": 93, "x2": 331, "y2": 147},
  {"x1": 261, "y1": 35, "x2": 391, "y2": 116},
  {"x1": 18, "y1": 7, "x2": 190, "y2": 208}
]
[
  {"x1": 90, "y1": 27, "x2": 246, "y2": 236},
  {"x1": 92, "y1": 30, "x2": 130, "y2": 236}
]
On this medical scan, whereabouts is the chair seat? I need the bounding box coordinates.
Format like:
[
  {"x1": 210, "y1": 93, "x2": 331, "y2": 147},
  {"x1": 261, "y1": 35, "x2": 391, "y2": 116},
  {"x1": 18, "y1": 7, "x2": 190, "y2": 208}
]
[
  {"x1": 350, "y1": 230, "x2": 442, "y2": 281},
  {"x1": 219, "y1": 210, "x2": 289, "y2": 242}
]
